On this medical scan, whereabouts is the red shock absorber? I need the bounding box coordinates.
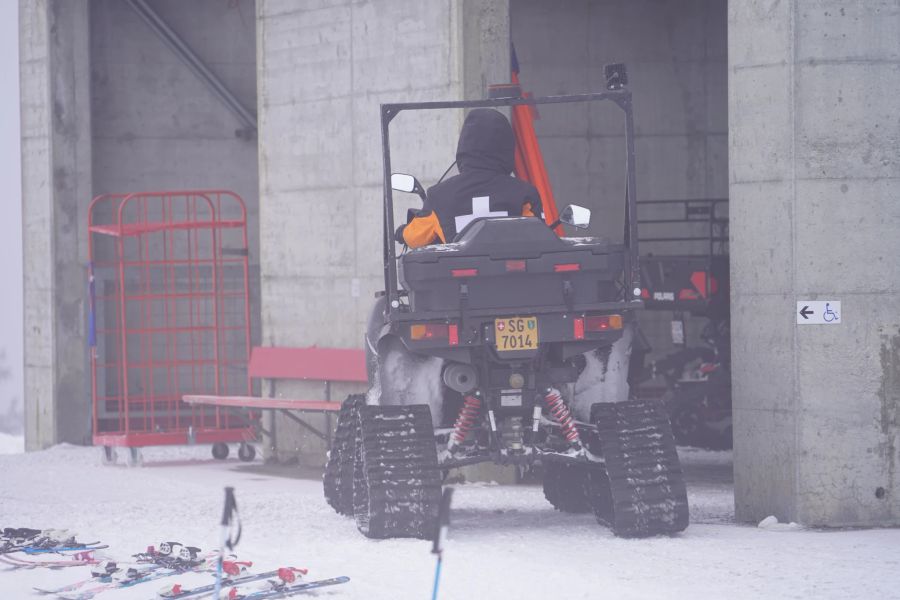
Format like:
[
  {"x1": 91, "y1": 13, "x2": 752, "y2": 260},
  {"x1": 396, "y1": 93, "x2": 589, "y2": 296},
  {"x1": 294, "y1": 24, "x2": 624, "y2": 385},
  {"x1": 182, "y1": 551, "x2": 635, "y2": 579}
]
[
  {"x1": 450, "y1": 395, "x2": 482, "y2": 447},
  {"x1": 543, "y1": 388, "x2": 581, "y2": 444}
]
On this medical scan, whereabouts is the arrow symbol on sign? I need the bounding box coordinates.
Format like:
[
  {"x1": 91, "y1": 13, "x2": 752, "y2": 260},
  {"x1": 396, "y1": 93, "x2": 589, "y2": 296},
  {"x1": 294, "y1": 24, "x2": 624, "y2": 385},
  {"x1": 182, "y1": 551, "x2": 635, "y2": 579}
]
[{"x1": 799, "y1": 306, "x2": 814, "y2": 320}]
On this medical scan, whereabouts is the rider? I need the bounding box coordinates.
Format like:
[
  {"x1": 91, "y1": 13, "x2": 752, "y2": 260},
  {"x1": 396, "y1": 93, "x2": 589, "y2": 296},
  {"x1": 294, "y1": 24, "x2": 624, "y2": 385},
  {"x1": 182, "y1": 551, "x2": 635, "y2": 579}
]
[{"x1": 394, "y1": 108, "x2": 543, "y2": 248}]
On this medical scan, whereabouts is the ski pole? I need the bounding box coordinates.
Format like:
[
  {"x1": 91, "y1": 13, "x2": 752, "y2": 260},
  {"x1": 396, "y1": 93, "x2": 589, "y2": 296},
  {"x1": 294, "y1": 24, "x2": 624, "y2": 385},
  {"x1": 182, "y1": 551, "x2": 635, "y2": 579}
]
[
  {"x1": 214, "y1": 487, "x2": 241, "y2": 599},
  {"x1": 430, "y1": 487, "x2": 454, "y2": 600}
]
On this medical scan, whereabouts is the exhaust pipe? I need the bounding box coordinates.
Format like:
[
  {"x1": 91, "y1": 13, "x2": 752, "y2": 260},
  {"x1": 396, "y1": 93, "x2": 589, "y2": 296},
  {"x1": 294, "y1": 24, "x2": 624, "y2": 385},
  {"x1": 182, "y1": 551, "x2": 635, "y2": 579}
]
[{"x1": 442, "y1": 363, "x2": 478, "y2": 394}]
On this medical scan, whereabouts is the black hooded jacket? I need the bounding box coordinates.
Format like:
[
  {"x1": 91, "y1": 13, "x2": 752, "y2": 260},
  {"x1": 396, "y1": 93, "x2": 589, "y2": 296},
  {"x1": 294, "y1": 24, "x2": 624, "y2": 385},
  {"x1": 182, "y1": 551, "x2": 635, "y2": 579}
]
[{"x1": 397, "y1": 109, "x2": 543, "y2": 248}]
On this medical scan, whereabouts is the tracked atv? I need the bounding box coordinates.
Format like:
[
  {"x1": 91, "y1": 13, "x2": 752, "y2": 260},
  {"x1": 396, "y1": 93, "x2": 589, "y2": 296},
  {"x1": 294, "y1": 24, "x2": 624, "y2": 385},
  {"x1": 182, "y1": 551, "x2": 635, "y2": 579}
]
[{"x1": 324, "y1": 76, "x2": 689, "y2": 540}]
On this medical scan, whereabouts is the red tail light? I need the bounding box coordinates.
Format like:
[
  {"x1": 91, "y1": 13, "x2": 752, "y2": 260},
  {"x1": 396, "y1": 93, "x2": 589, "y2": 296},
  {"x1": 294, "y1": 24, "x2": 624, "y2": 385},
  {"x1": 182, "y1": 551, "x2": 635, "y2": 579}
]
[
  {"x1": 410, "y1": 323, "x2": 459, "y2": 344},
  {"x1": 505, "y1": 260, "x2": 527, "y2": 272},
  {"x1": 573, "y1": 318, "x2": 585, "y2": 340},
  {"x1": 452, "y1": 268, "x2": 478, "y2": 278},
  {"x1": 585, "y1": 315, "x2": 623, "y2": 332},
  {"x1": 410, "y1": 323, "x2": 449, "y2": 340},
  {"x1": 554, "y1": 263, "x2": 580, "y2": 272}
]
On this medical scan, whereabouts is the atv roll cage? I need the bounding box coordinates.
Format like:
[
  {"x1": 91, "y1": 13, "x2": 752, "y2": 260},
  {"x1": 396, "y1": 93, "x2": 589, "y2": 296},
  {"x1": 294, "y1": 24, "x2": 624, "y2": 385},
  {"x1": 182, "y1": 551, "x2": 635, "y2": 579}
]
[{"x1": 379, "y1": 90, "x2": 641, "y2": 316}]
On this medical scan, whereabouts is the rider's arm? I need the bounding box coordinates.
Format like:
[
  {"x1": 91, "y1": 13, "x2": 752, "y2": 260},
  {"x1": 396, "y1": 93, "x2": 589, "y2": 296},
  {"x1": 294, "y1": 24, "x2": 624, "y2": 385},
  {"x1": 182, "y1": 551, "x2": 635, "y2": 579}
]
[{"x1": 394, "y1": 209, "x2": 446, "y2": 248}]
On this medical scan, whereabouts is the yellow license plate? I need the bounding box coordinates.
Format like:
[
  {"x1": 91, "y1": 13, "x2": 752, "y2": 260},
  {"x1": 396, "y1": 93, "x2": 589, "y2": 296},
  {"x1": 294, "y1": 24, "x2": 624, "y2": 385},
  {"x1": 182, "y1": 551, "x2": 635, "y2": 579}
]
[{"x1": 495, "y1": 317, "x2": 538, "y2": 352}]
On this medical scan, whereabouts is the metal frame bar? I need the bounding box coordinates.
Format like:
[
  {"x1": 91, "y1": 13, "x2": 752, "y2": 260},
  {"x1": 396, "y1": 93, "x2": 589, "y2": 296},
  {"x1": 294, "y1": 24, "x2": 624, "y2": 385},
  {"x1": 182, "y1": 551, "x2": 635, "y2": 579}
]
[
  {"x1": 124, "y1": 0, "x2": 257, "y2": 135},
  {"x1": 636, "y1": 198, "x2": 730, "y2": 299},
  {"x1": 637, "y1": 198, "x2": 729, "y2": 205},
  {"x1": 639, "y1": 237, "x2": 729, "y2": 243},
  {"x1": 636, "y1": 198, "x2": 729, "y2": 250},
  {"x1": 279, "y1": 410, "x2": 328, "y2": 442},
  {"x1": 379, "y1": 90, "x2": 640, "y2": 316},
  {"x1": 181, "y1": 401, "x2": 326, "y2": 449}
]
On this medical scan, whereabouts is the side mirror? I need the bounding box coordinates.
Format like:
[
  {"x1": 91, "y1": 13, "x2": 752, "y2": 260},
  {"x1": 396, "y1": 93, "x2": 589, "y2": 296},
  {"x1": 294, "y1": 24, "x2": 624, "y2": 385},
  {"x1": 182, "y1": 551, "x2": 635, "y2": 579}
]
[
  {"x1": 391, "y1": 173, "x2": 426, "y2": 202},
  {"x1": 558, "y1": 204, "x2": 591, "y2": 229}
]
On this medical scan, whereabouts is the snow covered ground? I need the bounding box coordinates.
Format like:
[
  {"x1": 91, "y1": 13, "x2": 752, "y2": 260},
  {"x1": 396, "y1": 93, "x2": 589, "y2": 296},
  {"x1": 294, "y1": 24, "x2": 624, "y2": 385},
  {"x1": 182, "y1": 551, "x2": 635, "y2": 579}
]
[
  {"x1": 0, "y1": 432, "x2": 23, "y2": 455},
  {"x1": 2, "y1": 444, "x2": 899, "y2": 599}
]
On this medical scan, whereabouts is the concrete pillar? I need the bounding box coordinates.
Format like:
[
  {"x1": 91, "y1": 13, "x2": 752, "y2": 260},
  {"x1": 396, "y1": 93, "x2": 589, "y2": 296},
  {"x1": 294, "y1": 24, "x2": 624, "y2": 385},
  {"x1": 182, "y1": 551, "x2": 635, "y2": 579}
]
[
  {"x1": 20, "y1": 0, "x2": 93, "y2": 449},
  {"x1": 461, "y1": 0, "x2": 511, "y2": 101},
  {"x1": 730, "y1": 0, "x2": 900, "y2": 526},
  {"x1": 256, "y1": 0, "x2": 508, "y2": 464}
]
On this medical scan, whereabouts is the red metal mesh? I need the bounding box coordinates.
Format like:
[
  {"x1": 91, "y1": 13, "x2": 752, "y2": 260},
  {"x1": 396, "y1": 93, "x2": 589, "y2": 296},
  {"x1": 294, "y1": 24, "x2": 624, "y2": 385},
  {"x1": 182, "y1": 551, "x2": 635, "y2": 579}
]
[{"x1": 88, "y1": 190, "x2": 253, "y2": 446}]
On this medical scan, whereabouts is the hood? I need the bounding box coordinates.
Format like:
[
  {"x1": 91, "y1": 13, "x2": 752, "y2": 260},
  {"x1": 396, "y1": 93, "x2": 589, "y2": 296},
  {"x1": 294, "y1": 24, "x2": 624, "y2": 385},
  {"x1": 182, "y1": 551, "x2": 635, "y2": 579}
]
[{"x1": 455, "y1": 108, "x2": 516, "y2": 174}]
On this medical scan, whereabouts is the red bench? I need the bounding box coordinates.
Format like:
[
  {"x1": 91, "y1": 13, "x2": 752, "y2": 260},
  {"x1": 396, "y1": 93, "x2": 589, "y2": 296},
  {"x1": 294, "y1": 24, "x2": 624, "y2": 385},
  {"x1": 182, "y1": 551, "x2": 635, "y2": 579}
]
[{"x1": 184, "y1": 346, "x2": 367, "y2": 447}]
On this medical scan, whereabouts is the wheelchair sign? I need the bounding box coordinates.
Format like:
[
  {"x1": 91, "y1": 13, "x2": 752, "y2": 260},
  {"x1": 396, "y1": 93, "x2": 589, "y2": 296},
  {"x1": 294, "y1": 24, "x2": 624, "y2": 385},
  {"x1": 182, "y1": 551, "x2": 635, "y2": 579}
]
[{"x1": 797, "y1": 300, "x2": 841, "y2": 325}]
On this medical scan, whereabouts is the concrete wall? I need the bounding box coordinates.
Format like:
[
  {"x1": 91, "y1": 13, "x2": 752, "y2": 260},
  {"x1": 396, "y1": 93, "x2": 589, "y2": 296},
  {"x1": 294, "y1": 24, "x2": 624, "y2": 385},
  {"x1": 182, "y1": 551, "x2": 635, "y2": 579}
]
[
  {"x1": 21, "y1": 0, "x2": 93, "y2": 449},
  {"x1": 257, "y1": 0, "x2": 509, "y2": 464},
  {"x1": 91, "y1": 0, "x2": 258, "y2": 226},
  {"x1": 730, "y1": 0, "x2": 900, "y2": 526},
  {"x1": 21, "y1": 0, "x2": 259, "y2": 448},
  {"x1": 511, "y1": 0, "x2": 728, "y2": 366}
]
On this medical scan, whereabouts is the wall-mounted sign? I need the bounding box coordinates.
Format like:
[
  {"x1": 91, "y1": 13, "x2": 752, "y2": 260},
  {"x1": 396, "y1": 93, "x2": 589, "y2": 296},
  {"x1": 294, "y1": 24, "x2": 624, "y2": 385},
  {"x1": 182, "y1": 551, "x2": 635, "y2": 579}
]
[{"x1": 797, "y1": 301, "x2": 841, "y2": 325}]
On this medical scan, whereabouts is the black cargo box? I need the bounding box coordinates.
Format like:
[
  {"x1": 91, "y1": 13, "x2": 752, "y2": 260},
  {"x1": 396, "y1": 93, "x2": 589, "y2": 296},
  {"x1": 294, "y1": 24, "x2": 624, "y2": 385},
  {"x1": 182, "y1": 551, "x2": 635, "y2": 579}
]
[{"x1": 399, "y1": 217, "x2": 625, "y2": 313}]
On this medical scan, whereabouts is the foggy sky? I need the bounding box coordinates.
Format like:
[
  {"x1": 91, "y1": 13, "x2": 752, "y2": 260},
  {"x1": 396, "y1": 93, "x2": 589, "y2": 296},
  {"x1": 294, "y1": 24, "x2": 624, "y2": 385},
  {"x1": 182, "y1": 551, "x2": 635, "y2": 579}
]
[{"x1": 1, "y1": 1, "x2": 23, "y2": 420}]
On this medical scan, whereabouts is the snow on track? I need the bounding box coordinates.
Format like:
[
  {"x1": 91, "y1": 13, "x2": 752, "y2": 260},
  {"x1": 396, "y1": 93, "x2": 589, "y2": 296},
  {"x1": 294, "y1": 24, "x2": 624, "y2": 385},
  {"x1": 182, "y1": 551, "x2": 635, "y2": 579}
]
[{"x1": 1, "y1": 444, "x2": 898, "y2": 599}]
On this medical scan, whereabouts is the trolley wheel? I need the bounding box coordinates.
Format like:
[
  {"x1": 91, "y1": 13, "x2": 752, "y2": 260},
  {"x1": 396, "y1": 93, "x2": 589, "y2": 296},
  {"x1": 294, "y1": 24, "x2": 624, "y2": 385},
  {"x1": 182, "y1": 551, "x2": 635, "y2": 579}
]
[
  {"x1": 101, "y1": 446, "x2": 118, "y2": 466},
  {"x1": 238, "y1": 443, "x2": 256, "y2": 462},
  {"x1": 125, "y1": 447, "x2": 143, "y2": 468},
  {"x1": 212, "y1": 443, "x2": 230, "y2": 460}
]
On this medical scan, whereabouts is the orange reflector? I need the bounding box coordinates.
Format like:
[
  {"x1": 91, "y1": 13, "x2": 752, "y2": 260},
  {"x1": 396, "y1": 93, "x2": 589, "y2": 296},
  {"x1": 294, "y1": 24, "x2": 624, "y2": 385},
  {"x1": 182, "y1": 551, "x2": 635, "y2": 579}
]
[
  {"x1": 585, "y1": 315, "x2": 623, "y2": 332},
  {"x1": 505, "y1": 260, "x2": 527, "y2": 272},
  {"x1": 410, "y1": 323, "x2": 449, "y2": 341},
  {"x1": 448, "y1": 324, "x2": 459, "y2": 346},
  {"x1": 452, "y1": 268, "x2": 478, "y2": 278},
  {"x1": 554, "y1": 263, "x2": 580, "y2": 272},
  {"x1": 573, "y1": 318, "x2": 585, "y2": 340}
]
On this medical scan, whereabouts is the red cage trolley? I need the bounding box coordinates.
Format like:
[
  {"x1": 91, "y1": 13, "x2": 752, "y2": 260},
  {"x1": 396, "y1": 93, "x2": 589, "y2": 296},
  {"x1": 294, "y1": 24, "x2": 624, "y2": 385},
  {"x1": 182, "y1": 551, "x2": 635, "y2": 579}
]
[{"x1": 88, "y1": 190, "x2": 255, "y2": 464}]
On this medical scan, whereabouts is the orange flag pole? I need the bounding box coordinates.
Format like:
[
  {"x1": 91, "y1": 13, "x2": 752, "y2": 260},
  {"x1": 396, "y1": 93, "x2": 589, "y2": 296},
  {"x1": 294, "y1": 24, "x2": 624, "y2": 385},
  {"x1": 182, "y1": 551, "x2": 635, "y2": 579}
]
[{"x1": 510, "y1": 71, "x2": 563, "y2": 235}]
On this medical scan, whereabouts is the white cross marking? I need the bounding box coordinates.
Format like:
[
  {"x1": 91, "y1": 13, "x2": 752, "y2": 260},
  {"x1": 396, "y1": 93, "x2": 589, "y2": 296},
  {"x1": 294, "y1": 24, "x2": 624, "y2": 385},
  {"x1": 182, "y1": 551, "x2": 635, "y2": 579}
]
[{"x1": 454, "y1": 196, "x2": 508, "y2": 232}]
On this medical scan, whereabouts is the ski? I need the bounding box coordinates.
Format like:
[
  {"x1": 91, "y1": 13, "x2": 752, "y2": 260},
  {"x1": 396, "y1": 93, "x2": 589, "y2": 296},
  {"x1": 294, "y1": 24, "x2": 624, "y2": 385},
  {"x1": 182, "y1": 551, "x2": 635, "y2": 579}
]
[
  {"x1": 1, "y1": 550, "x2": 96, "y2": 570},
  {"x1": 158, "y1": 567, "x2": 307, "y2": 599},
  {"x1": 33, "y1": 544, "x2": 234, "y2": 596},
  {"x1": 227, "y1": 576, "x2": 350, "y2": 600},
  {"x1": 22, "y1": 543, "x2": 107, "y2": 554},
  {"x1": 2, "y1": 556, "x2": 88, "y2": 570},
  {"x1": 51, "y1": 551, "x2": 234, "y2": 600},
  {"x1": 55, "y1": 563, "x2": 203, "y2": 600},
  {"x1": 55, "y1": 565, "x2": 175, "y2": 600},
  {"x1": 32, "y1": 560, "x2": 124, "y2": 594}
]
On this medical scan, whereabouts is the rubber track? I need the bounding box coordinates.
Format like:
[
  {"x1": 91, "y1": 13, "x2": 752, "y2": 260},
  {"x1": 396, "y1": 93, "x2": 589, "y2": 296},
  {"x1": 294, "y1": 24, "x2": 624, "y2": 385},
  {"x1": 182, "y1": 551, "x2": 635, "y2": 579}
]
[
  {"x1": 590, "y1": 399, "x2": 689, "y2": 537},
  {"x1": 353, "y1": 405, "x2": 441, "y2": 539},
  {"x1": 323, "y1": 394, "x2": 365, "y2": 516},
  {"x1": 542, "y1": 463, "x2": 592, "y2": 514}
]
